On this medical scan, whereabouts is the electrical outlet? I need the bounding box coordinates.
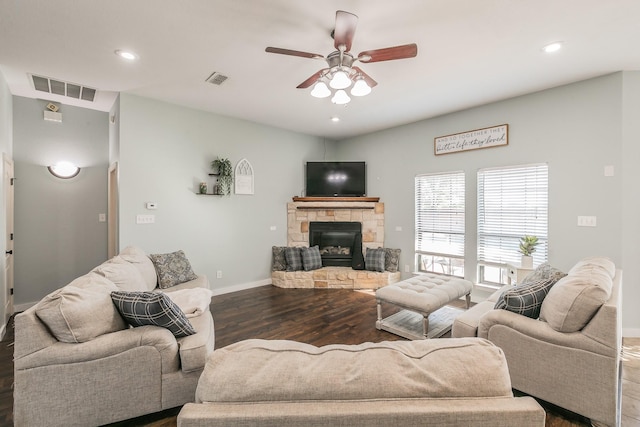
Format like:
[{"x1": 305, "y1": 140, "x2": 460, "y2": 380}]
[
  {"x1": 136, "y1": 214, "x2": 155, "y2": 224},
  {"x1": 404, "y1": 264, "x2": 411, "y2": 273},
  {"x1": 216, "y1": 270, "x2": 222, "y2": 279}
]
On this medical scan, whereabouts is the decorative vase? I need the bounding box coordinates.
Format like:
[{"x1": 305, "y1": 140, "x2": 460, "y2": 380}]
[
  {"x1": 521, "y1": 255, "x2": 533, "y2": 269},
  {"x1": 199, "y1": 182, "x2": 207, "y2": 194}
]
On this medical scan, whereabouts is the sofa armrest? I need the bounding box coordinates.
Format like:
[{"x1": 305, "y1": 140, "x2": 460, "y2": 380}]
[
  {"x1": 15, "y1": 325, "x2": 180, "y2": 373},
  {"x1": 477, "y1": 309, "x2": 615, "y2": 357}
]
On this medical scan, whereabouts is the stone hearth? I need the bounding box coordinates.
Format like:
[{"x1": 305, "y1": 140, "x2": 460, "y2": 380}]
[{"x1": 271, "y1": 267, "x2": 401, "y2": 289}]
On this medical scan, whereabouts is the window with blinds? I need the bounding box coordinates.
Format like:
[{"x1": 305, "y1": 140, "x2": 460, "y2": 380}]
[
  {"x1": 477, "y1": 163, "x2": 548, "y2": 285},
  {"x1": 415, "y1": 171, "x2": 465, "y2": 277}
]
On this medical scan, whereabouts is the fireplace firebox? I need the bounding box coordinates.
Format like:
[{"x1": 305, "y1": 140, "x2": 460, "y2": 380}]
[{"x1": 309, "y1": 222, "x2": 363, "y2": 268}]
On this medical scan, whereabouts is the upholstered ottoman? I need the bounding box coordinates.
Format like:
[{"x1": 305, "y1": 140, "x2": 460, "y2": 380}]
[{"x1": 376, "y1": 274, "x2": 473, "y2": 339}]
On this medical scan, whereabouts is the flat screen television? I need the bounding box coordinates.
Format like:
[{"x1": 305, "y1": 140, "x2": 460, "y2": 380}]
[{"x1": 305, "y1": 161, "x2": 366, "y2": 197}]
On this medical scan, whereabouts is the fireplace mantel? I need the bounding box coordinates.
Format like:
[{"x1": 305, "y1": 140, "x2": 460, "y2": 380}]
[{"x1": 292, "y1": 197, "x2": 380, "y2": 202}]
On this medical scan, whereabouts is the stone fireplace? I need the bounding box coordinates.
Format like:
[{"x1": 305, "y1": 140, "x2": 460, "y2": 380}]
[{"x1": 271, "y1": 198, "x2": 401, "y2": 289}]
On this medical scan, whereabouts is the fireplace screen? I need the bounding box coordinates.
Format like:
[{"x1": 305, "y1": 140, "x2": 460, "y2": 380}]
[{"x1": 309, "y1": 222, "x2": 362, "y2": 267}]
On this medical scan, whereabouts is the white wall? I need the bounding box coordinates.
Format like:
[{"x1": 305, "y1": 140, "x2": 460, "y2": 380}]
[
  {"x1": 337, "y1": 72, "x2": 638, "y2": 330},
  {"x1": 117, "y1": 94, "x2": 335, "y2": 293},
  {"x1": 0, "y1": 71, "x2": 12, "y2": 338},
  {"x1": 13, "y1": 97, "x2": 109, "y2": 305}
]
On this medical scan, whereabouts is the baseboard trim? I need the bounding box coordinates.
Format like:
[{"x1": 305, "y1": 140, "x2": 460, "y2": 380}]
[
  {"x1": 211, "y1": 278, "x2": 271, "y2": 296},
  {"x1": 14, "y1": 301, "x2": 37, "y2": 313},
  {"x1": 623, "y1": 328, "x2": 640, "y2": 338}
]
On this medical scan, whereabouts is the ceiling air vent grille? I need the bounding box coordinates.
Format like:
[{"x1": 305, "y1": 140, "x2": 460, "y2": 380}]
[
  {"x1": 30, "y1": 74, "x2": 97, "y2": 102},
  {"x1": 205, "y1": 72, "x2": 228, "y2": 85}
]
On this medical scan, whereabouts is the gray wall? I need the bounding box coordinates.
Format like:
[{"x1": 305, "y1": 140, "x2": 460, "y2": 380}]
[
  {"x1": 116, "y1": 94, "x2": 334, "y2": 293},
  {"x1": 13, "y1": 97, "x2": 109, "y2": 305},
  {"x1": 336, "y1": 72, "x2": 638, "y2": 333},
  {"x1": 0, "y1": 71, "x2": 12, "y2": 337}
]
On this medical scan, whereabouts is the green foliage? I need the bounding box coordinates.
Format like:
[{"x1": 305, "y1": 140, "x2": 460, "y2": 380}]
[
  {"x1": 211, "y1": 157, "x2": 233, "y2": 195},
  {"x1": 518, "y1": 235, "x2": 539, "y2": 256}
]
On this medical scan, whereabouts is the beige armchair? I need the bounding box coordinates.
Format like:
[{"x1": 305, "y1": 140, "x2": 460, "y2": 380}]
[{"x1": 453, "y1": 258, "x2": 622, "y2": 427}]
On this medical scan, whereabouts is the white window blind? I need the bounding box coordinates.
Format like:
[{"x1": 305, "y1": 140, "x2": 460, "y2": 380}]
[
  {"x1": 477, "y1": 164, "x2": 548, "y2": 267},
  {"x1": 415, "y1": 171, "x2": 465, "y2": 257}
]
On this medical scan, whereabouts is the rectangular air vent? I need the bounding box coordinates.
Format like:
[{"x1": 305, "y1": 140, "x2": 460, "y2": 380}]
[
  {"x1": 30, "y1": 74, "x2": 97, "y2": 102},
  {"x1": 205, "y1": 72, "x2": 228, "y2": 85}
]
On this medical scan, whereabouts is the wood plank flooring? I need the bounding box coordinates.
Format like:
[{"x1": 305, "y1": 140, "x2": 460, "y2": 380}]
[{"x1": 1, "y1": 285, "x2": 637, "y2": 426}]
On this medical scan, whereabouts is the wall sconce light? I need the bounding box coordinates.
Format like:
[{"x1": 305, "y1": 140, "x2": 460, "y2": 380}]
[{"x1": 48, "y1": 161, "x2": 80, "y2": 179}]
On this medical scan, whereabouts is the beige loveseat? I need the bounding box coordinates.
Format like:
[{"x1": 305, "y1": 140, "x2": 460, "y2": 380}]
[
  {"x1": 177, "y1": 338, "x2": 545, "y2": 426},
  {"x1": 13, "y1": 246, "x2": 215, "y2": 427},
  {"x1": 452, "y1": 257, "x2": 622, "y2": 427}
]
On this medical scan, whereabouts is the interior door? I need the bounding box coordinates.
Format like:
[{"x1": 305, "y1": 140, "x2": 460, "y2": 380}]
[
  {"x1": 108, "y1": 162, "x2": 118, "y2": 258},
  {"x1": 3, "y1": 154, "x2": 13, "y2": 322}
]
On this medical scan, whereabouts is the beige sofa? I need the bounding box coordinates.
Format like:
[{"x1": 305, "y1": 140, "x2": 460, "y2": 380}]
[
  {"x1": 13, "y1": 246, "x2": 215, "y2": 427},
  {"x1": 177, "y1": 338, "x2": 545, "y2": 426},
  {"x1": 452, "y1": 257, "x2": 622, "y2": 427}
]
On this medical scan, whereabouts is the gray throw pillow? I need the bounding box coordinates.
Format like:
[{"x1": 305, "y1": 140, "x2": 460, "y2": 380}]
[
  {"x1": 111, "y1": 291, "x2": 196, "y2": 338},
  {"x1": 521, "y1": 262, "x2": 566, "y2": 284},
  {"x1": 149, "y1": 250, "x2": 198, "y2": 289},
  {"x1": 384, "y1": 248, "x2": 401, "y2": 272},
  {"x1": 365, "y1": 247, "x2": 385, "y2": 272},
  {"x1": 494, "y1": 273, "x2": 565, "y2": 318},
  {"x1": 285, "y1": 247, "x2": 303, "y2": 271},
  {"x1": 272, "y1": 246, "x2": 287, "y2": 271},
  {"x1": 301, "y1": 245, "x2": 322, "y2": 271}
]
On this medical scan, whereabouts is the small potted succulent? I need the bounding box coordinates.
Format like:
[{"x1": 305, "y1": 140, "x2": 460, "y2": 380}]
[
  {"x1": 211, "y1": 157, "x2": 233, "y2": 195},
  {"x1": 518, "y1": 235, "x2": 539, "y2": 269}
]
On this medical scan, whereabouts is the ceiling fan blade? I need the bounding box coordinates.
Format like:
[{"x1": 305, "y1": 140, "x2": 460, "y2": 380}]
[
  {"x1": 352, "y1": 67, "x2": 378, "y2": 88},
  {"x1": 358, "y1": 43, "x2": 418, "y2": 63},
  {"x1": 333, "y1": 10, "x2": 358, "y2": 51},
  {"x1": 265, "y1": 47, "x2": 324, "y2": 60},
  {"x1": 296, "y1": 69, "x2": 329, "y2": 88}
]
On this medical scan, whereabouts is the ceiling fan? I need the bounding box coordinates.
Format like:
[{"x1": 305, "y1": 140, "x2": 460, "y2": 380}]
[{"x1": 265, "y1": 10, "x2": 417, "y2": 105}]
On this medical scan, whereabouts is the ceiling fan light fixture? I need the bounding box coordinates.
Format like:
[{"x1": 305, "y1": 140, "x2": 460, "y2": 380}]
[
  {"x1": 331, "y1": 89, "x2": 351, "y2": 105},
  {"x1": 351, "y1": 78, "x2": 371, "y2": 96},
  {"x1": 329, "y1": 70, "x2": 352, "y2": 89},
  {"x1": 310, "y1": 81, "x2": 331, "y2": 98}
]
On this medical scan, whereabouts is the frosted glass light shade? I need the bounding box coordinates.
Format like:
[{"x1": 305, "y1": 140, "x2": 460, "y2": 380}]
[
  {"x1": 48, "y1": 161, "x2": 80, "y2": 179},
  {"x1": 331, "y1": 89, "x2": 351, "y2": 105},
  {"x1": 351, "y1": 78, "x2": 371, "y2": 96},
  {"x1": 310, "y1": 81, "x2": 331, "y2": 98},
  {"x1": 329, "y1": 70, "x2": 352, "y2": 89}
]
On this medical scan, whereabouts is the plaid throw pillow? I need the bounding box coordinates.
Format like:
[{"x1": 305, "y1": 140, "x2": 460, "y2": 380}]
[
  {"x1": 272, "y1": 246, "x2": 287, "y2": 271},
  {"x1": 285, "y1": 247, "x2": 303, "y2": 271},
  {"x1": 494, "y1": 274, "x2": 564, "y2": 318},
  {"x1": 301, "y1": 245, "x2": 322, "y2": 271},
  {"x1": 149, "y1": 250, "x2": 198, "y2": 289},
  {"x1": 111, "y1": 291, "x2": 196, "y2": 337},
  {"x1": 365, "y1": 247, "x2": 385, "y2": 272}
]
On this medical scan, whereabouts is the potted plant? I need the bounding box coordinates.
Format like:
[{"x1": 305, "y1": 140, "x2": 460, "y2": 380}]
[
  {"x1": 518, "y1": 235, "x2": 539, "y2": 269},
  {"x1": 211, "y1": 157, "x2": 233, "y2": 195}
]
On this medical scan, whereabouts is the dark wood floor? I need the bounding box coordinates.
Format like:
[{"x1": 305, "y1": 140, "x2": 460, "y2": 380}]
[{"x1": 2, "y1": 285, "x2": 630, "y2": 426}]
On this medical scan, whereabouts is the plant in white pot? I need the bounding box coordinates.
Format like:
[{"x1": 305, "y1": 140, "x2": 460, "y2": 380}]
[{"x1": 518, "y1": 235, "x2": 539, "y2": 269}]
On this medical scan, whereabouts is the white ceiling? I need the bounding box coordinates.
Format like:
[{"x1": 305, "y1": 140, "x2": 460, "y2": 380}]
[{"x1": 1, "y1": 0, "x2": 639, "y2": 139}]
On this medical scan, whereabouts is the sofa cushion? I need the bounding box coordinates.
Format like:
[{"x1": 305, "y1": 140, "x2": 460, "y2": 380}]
[
  {"x1": 118, "y1": 246, "x2": 158, "y2": 291},
  {"x1": 540, "y1": 257, "x2": 614, "y2": 332},
  {"x1": 92, "y1": 260, "x2": 147, "y2": 292},
  {"x1": 149, "y1": 250, "x2": 198, "y2": 289},
  {"x1": 365, "y1": 247, "x2": 385, "y2": 272},
  {"x1": 384, "y1": 248, "x2": 401, "y2": 272},
  {"x1": 178, "y1": 311, "x2": 215, "y2": 373},
  {"x1": 301, "y1": 245, "x2": 322, "y2": 271},
  {"x1": 111, "y1": 291, "x2": 196, "y2": 338},
  {"x1": 35, "y1": 274, "x2": 127, "y2": 343},
  {"x1": 196, "y1": 338, "x2": 513, "y2": 403},
  {"x1": 284, "y1": 247, "x2": 303, "y2": 271},
  {"x1": 271, "y1": 246, "x2": 287, "y2": 271},
  {"x1": 494, "y1": 276, "x2": 560, "y2": 319}
]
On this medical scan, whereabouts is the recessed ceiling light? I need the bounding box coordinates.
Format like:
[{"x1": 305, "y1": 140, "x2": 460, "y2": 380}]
[
  {"x1": 115, "y1": 49, "x2": 138, "y2": 60},
  {"x1": 330, "y1": 117, "x2": 340, "y2": 122},
  {"x1": 542, "y1": 42, "x2": 563, "y2": 53}
]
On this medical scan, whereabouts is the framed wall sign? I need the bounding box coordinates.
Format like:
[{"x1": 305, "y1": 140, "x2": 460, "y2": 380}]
[
  {"x1": 434, "y1": 124, "x2": 509, "y2": 155},
  {"x1": 234, "y1": 158, "x2": 254, "y2": 195}
]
